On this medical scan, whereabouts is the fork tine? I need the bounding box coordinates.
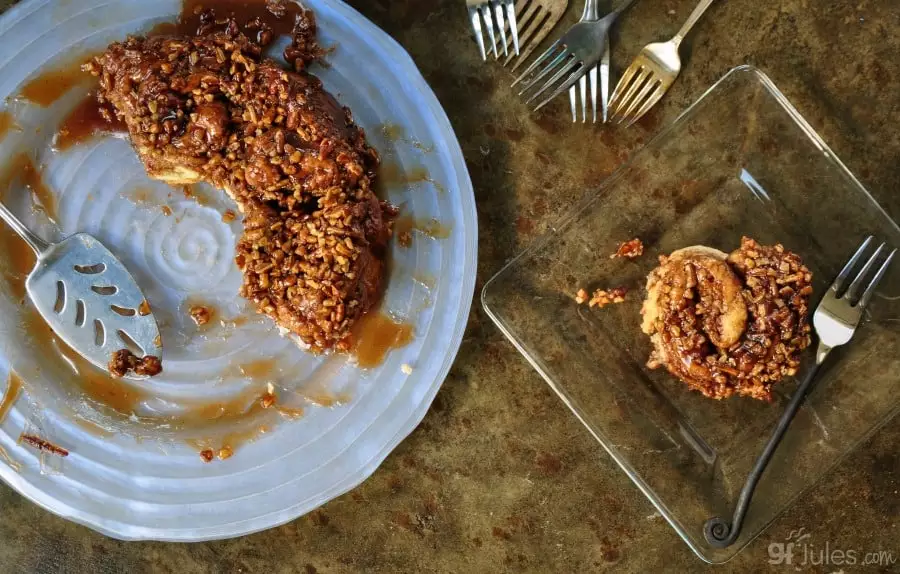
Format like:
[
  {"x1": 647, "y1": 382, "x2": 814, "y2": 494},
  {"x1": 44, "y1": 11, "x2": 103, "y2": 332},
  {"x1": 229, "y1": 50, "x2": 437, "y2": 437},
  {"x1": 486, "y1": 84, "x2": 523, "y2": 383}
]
[
  {"x1": 617, "y1": 78, "x2": 660, "y2": 124},
  {"x1": 625, "y1": 87, "x2": 666, "y2": 126},
  {"x1": 511, "y1": 39, "x2": 561, "y2": 87},
  {"x1": 507, "y1": 5, "x2": 547, "y2": 70},
  {"x1": 468, "y1": 7, "x2": 487, "y2": 61},
  {"x1": 609, "y1": 63, "x2": 642, "y2": 115},
  {"x1": 846, "y1": 242, "x2": 886, "y2": 302},
  {"x1": 589, "y1": 65, "x2": 598, "y2": 124},
  {"x1": 482, "y1": 5, "x2": 498, "y2": 59},
  {"x1": 533, "y1": 65, "x2": 583, "y2": 112},
  {"x1": 833, "y1": 236, "x2": 874, "y2": 294},
  {"x1": 858, "y1": 248, "x2": 896, "y2": 308},
  {"x1": 505, "y1": 0, "x2": 520, "y2": 55},
  {"x1": 579, "y1": 74, "x2": 587, "y2": 123},
  {"x1": 519, "y1": 50, "x2": 569, "y2": 96},
  {"x1": 599, "y1": 44, "x2": 608, "y2": 122},
  {"x1": 525, "y1": 57, "x2": 576, "y2": 105},
  {"x1": 569, "y1": 86, "x2": 577, "y2": 122},
  {"x1": 494, "y1": 2, "x2": 508, "y2": 57},
  {"x1": 611, "y1": 68, "x2": 649, "y2": 120}
]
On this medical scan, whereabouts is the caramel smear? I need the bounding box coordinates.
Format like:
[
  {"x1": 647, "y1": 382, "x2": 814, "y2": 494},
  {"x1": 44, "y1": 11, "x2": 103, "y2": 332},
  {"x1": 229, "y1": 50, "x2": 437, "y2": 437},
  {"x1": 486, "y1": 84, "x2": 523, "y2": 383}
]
[
  {"x1": 0, "y1": 371, "x2": 23, "y2": 424},
  {"x1": 17, "y1": 54, "x2": 98, "y2": 107},
  {"x1": 352, "y1": 312, "x2": 413, "y2": 368}
]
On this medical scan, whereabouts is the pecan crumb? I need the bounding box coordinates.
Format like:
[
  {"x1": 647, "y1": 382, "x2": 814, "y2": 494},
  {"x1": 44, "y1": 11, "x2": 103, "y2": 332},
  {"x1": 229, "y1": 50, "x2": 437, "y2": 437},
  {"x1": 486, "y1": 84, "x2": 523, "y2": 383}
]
[
  {"x1": 260, "y1": 382, "x2": 277, "y2": 408},
  {"x1": 589, "y1": 287, "x2": 628, "y2": 308},
  {"x1": 19, "y1": 434, "x2": 68, "y2": 457},
  {"x1": 575, "y1": 288, "x2": 588, "y2": 304},
  {"x1": 190, "y1": 305, "x2": 213, "y2": 326},
  {"x1": 611, "y1": 238, "x2": 644, "y2": 259},
  {"x1": 217, "y1": 446, "x2": 234, "y2": 460},
  {"x1": 222, "y1": 209, "x2": 236, "y2": 223},
  {"x1": 200, "y1": 449, "x2": 215, "y2": 463},
  {"x1": 108, "y1": 349, "x2": 163, "y2": 378},
  {"x1": 161, "y1": 205, "x2": 173, "y2": 216}
]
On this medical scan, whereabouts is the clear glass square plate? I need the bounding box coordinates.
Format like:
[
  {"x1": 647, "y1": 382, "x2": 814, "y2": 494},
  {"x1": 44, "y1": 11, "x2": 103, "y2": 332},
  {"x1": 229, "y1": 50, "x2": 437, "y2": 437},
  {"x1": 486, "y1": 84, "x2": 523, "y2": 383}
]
[{"x1": 482, "y1": 66, "x2": 900, "y2": 563}]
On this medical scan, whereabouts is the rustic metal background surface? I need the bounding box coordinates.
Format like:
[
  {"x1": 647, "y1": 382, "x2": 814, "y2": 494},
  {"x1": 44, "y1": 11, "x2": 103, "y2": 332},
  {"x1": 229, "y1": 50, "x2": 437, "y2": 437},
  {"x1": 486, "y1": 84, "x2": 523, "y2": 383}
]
[{"x1": 0, "y1": 0, "x2": 897, "y2": 571}]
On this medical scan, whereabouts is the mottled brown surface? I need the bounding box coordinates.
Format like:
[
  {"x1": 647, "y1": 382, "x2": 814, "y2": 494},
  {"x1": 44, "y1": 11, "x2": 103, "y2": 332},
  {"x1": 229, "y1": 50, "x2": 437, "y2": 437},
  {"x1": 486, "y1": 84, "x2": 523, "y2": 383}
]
[{"x1": 1, "y1": 0, "x2": 898, "y2": 572}]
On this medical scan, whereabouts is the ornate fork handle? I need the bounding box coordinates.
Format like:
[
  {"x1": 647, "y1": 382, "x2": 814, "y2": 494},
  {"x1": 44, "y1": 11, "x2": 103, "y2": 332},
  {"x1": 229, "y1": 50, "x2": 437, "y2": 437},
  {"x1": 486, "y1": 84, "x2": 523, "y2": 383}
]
[{"x1": 703, "y1": 342, "x2": 830, "y2": 548}]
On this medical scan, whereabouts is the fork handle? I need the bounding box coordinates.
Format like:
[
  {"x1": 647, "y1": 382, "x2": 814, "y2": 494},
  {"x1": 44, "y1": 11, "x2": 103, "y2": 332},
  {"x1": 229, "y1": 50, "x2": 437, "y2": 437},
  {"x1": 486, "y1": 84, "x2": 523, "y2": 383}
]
[
  {"x1": 0, "y1": 197, "x2": 50, "y2": 255},
  {"x1": 581, "y1": 0, "x2": 601, "y2": 21},
  {"x1": 703, "y1": 340, "x2": 832, "y2": 548},
  {"x1": 673, "y1": 0, "x2": 716, "y2": 46}
]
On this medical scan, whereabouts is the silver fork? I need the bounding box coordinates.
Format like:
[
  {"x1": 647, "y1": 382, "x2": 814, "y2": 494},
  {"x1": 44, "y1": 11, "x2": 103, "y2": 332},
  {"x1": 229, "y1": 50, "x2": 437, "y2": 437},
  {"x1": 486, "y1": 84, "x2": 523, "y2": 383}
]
[
  {"x1": 608, "y1": 0, "x2": 716, "y2": 125},
  {"x1": 569, "y1": 38, "x2": 609, "y2": 123},
  {"x1": 504, "y1": 0, "x2": 570, "y2": 73},
  {"x1": 468, "y1": 0, "x2": 520, "y2": 60},
  {"x1": 512, "y1": 0, "x2": 636, "y2": 113},
  {"x1": 704, "y1": 236, "x2": 896, "y2": 549},
  {"x1": 567, "y1": 0, "x2": 609, "y2": 123}
]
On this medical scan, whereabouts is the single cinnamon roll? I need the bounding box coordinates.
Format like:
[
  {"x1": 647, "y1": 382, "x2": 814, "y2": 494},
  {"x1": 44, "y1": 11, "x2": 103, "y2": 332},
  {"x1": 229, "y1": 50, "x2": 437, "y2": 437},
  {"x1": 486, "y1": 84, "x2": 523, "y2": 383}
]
[{"x1": 641, "y1": 238, "x2": 813, "y2": 401}]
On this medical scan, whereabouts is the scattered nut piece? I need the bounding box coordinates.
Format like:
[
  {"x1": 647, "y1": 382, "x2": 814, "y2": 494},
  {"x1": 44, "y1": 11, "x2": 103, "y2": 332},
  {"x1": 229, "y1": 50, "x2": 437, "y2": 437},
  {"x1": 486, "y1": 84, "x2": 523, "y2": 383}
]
[
  {"x1": 19, "y1": 434, "x2": 68, "y2": 457},
  {"x1": 222, "y1": 209, "x2": 236, "y2": 223},
  {"x1": 161, "y1": 205, "x2": 173, "y2": 216},
  {"x1": 190, "y1": 305, "x2": 213, "y2": 326},
  {"x1": 108, "y1": 349, "x2": 163, "y2": 378},
  {"x1": 610, "y1": 238, "x2": 644, "y2": 259},
  {"x1": 260, "y1": 383, "x2": 277, "y2": 408},
  {"x1": 217, "y1": 446, "x2": 234, "y2": 460},
  {"x1": 574, "y1": 288, "x2": 588, "y2": 304},
  {"x1": 588, "y1": 287, "x2": 628, "y2": 308},
  {"x1": 200, "y1": 449, "x2": 215, "y2": 463}
]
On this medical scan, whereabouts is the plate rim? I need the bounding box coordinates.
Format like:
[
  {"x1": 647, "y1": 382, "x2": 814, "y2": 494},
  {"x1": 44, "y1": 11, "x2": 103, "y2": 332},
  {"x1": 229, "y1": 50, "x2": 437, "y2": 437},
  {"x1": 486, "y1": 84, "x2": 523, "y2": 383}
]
[{"x1": 0, "y1": 0, "x2": 478, "y2": 541}]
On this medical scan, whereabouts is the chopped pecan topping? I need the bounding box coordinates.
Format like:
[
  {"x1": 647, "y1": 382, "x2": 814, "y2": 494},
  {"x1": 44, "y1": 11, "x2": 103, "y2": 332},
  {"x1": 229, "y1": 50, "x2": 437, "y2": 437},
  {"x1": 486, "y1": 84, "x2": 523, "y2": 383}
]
[
  {"x1": 611, "y1": 238, "x2": 644, "y2": 260},
  {"x1": 641, "y1": 238, "x2": 812, "y2": 401},
  {"x1": 88, "y1": 6, "x2": 390, "y2": 351}
]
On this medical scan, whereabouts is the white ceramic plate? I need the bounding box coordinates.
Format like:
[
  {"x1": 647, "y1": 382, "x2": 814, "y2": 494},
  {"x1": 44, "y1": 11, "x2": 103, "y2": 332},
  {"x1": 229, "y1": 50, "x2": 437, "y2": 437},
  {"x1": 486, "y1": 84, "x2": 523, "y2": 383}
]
[{"x1": 0, "y1": 0, "x2": 476, "y2": 540}]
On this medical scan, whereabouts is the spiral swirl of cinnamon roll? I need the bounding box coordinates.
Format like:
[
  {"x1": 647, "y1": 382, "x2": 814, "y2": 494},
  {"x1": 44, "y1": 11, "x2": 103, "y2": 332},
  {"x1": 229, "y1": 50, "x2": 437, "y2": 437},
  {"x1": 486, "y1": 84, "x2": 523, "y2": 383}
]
[{"x1": 641, "y1": 238, "x2": 813, "y2": 401}]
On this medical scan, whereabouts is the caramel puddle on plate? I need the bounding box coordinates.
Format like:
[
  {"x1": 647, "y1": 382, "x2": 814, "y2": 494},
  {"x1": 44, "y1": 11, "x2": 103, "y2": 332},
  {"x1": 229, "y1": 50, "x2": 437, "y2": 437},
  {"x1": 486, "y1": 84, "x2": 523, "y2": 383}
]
[
  {"x1": 53, "y1": 90, "x2": 126, "y2": 151},
  {"x1": 0, "y1": 371, "x2": 24, "y2": 471},
  {"x1": 352, "y1": 311, "x2": 413, "y2": 368},
  {"x1": 0, "y1": 371, "x2": 23, "y2": 424},
  {"x1": 378, "y1": 162, "x2": 430, "y2": 192},
  {"x1": 393, "y1": 213, "x2": 452, "y2": 247},
  {"x1": 0, "y1": 152, "x2": 58, "y2": 224},
  {"x1": 20, "y1": 307, "x2": 150, "y2": 416},
  {"x1": 236, "y1": 358, "x2": 277, "y2": 380},
  {"x1": 0, "y1": 111, "x2": 20, "y2": 140},
  {"x1": 0, "y1": 216, "x2": 36, "y2": 304},
  {"x1": 151, "y1": 0, "x2": 308, "y2": 38},
  {"x1": 16, "y1": 53, "x2": 99, "y2": 107},
  {"x1": 0, "y1": 155, "x2": 41, "y2": 302},
  {"x1": 377, "y1": 123, "x2": 435, "y2": 154}
]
